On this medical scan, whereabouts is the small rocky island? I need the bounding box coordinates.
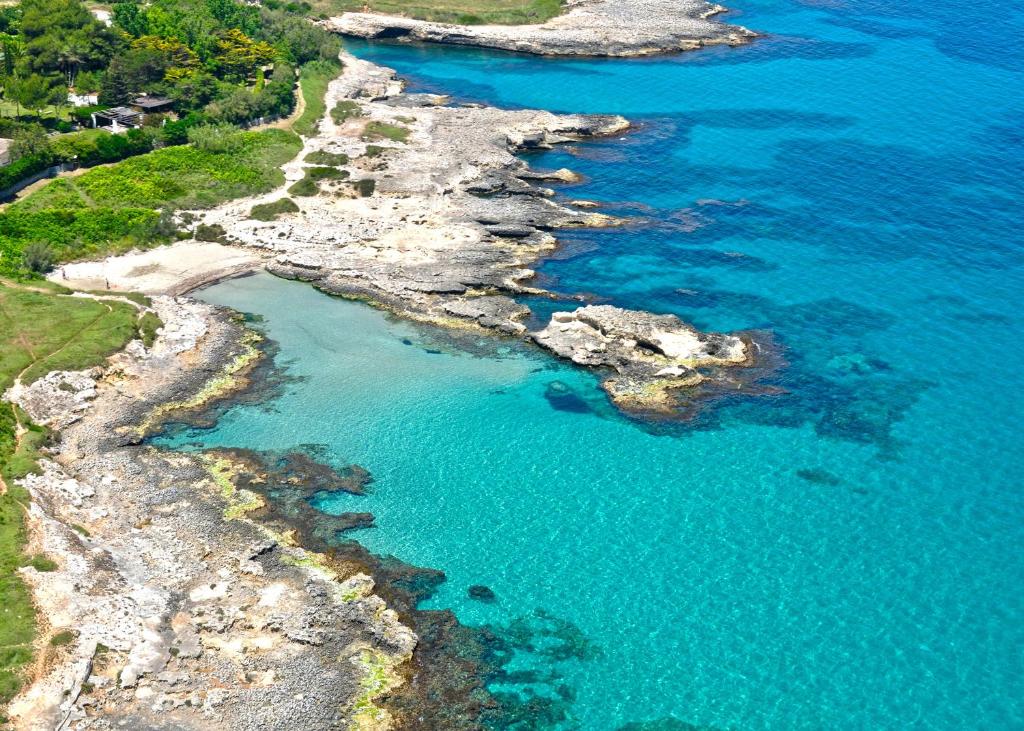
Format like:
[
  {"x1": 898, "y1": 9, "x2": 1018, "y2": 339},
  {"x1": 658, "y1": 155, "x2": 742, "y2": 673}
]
[{"x1": 327, "y1": 0, "x2": 756, "y2": 57}]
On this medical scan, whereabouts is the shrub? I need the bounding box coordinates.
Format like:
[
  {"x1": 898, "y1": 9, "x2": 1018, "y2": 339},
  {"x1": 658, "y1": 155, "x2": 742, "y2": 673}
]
[
  {"x1": 306, "y1": 166, "x2": 348, "y2": 181},
  {"x1": 194, "y1": 223, "x2": 227, "y2": 242},
  {"x1": 330, "y1": 100, "x2": 362, "y2": 124},
  {"x1": 187, "y1": 124, "x2": 246, "y2": 153},
  {"x1": 305, "y1": 150, "x2": 348, "y2": 166},
  {"x1": 363, "y1": 145, "x2": 385, "y2": 159},
  {"x1": 354, "y1": 178, "x2": 376, "y2": 197},
  {"x1": 26, "y1": 555, "x2": 57, "y2": 572},
  {"x1": 138, "y1": 311, "x2": 162, "y2": 347},
  {"x1": 250, "y1": 197, "x2": 299, "y2": 221},
  {"x1": 362, "y1": 121, "x2": 409, "y2": 143},
  {"x1": 49, "y1": 630, "x2": 76, "y2": 647},
  {"x1": 22, "y1": 242, "x2": 56, "y2": 274},
  {"x1": 288, "y1": 177, "x2": 318, "y2": 196}
]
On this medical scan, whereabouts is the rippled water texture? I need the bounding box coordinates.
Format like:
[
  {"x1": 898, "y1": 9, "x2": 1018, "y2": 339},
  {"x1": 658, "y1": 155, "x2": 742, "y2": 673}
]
[{"x1": 158, "y1": 0, "x2": 1024, "y2": 727}]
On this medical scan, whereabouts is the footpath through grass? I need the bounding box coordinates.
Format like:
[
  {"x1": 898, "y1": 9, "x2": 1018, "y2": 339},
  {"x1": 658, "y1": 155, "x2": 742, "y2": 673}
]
[
  {"x1": 292, "y1": 60, "x2": 344, "y2": 137},
  {"x1": 317, "y1": 0, "x2": 562, "y2": 24},
  {"x1": 0, "y1": 281, "x2": 155, "y2": 711},
  {"x1": 0, "y1": 128, "x2": 302, "y2": 278}
]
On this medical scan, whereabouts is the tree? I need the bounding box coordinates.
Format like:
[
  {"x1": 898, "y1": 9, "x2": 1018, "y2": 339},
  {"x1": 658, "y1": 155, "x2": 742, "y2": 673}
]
[
  {"x1": 22, "y1": 241, "x2": 56, "y2": 274},
  {"x1": 9, "y1": 122, "x2": 50, "y2": 158},
  {"x1": 7, "y1": 73, "x2": 57, "y2": 117},
  {"x1": 213, "y1": 28, "x2": 276, "y2": 80},
  {"x1": 100, "y1": 47, "x2": 168, "y2": 104},
  {"x1": 112, "y1": 0, "x2": 148, "y2": 38},
  {"x1": 19, "y1": 0, "x2": 117, "y2": 87}
]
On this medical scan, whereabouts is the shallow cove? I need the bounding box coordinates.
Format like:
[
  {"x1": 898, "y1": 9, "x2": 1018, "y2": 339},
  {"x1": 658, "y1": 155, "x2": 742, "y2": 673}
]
[{"x1": 159, "y1": 0, "x2": 1023, "y2": 726}]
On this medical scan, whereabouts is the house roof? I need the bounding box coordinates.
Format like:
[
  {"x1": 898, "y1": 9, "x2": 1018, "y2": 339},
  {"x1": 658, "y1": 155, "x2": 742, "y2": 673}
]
[
  {"x1": 94, "y1": 107, "x2": 143, "y2": 125},
  {"x1": 131, "y1": 96, "x2": 174, "y2": 109}
]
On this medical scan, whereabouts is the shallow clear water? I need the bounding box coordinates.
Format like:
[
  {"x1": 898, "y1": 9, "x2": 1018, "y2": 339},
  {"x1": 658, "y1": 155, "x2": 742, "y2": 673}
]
[{"x1": 158, "y1": 1, "x2": 1024, "y2": 728}]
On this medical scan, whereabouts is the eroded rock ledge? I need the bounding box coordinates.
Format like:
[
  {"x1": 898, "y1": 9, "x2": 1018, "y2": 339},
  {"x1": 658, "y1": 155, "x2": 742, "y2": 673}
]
[
  {"x1": 197, "y1": 52, "x2": 758, "y2": 418},
  {"x1": 325, "y1": 0, "x2": 756, "y2": 57}
]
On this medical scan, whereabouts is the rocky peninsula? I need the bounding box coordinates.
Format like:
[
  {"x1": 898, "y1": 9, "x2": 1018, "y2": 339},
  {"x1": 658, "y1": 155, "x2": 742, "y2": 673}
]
[
  {"x1": 326, "y1": 0, "x2": 756, "y2": 57},
  {"x1": 183, "y1": 52, "x2": 758, "y2": 417}
]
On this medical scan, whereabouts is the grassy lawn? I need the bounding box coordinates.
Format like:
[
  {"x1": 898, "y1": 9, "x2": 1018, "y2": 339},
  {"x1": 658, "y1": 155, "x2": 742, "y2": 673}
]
[
  {"x1": 292, "y1": 60, "x2": 344, "y2": 138},
  {"x1": 0, "y1": 128, "x2": 302, "y2": 277},
  {"x1": 0, "y1": 103, "x2": 72, "y2": 122},
  {"x1": 0, "y1": 281, "x2": 148, "y2": 711},
  {"x1": 315, "y1": 0, "x2": 562, "y2": 24}
]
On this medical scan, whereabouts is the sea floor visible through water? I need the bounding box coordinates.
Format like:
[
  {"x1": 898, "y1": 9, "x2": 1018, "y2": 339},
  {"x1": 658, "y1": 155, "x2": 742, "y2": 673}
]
[{"x1": 157, "y1": 0, "x2": 1024, "y2": 727}]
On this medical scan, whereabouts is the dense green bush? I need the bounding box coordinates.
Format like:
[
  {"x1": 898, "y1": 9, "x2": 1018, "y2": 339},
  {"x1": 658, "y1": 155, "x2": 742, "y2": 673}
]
[
  {"x1": 194, "y1": 223, "x2": 227, "y2": 242},
  {"x1": 287, "y1": 177, "x2": 318, "y2": 196},
  {"x1": 306, "y1": 166, "x2": 348, "y2": 181},
  {"x1": 0, "y1": 154, "x2": 52, "y2": 191},
  {"x1": 355, "y1": 178, "x2": 376, "y2": 197},
  {"x1": 21, "y1": 242, "x2": 55, "y2": 273},
  {"x1": 250, "y1": 197, "x2": 299, "y2": 221},
  {"x1": 305, "y1": 150, "x2": 348, "y2": 166}
]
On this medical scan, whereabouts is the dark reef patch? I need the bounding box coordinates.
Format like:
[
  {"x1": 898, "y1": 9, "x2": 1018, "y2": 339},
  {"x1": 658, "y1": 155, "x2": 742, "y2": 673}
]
[
  {"x1": 543, "y1": 380, "x2": 593, "y2": 414},
  {"x1": 795, "y1": 468, "x2": 842, "y2": 486},
  {"x1": 196, "y1": 446, "x2": 597, "y2": 729},
  {"x1": 616, "y1": 720, "x2": 726, "y2": 731},
  {"x1": 468, "y1": 585, "x2": 497, "y2": 603}
]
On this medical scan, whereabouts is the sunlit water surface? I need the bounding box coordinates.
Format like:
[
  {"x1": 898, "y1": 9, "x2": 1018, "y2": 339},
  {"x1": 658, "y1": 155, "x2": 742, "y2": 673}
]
[{"x1": 158, "y1": 1, "x2": 1024, "y2": 727}]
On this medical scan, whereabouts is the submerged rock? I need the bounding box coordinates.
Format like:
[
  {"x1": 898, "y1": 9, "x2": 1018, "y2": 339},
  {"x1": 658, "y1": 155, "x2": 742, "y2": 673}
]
[{"x1": 467, "y1": 584, "x2": 497, "y2": 603}]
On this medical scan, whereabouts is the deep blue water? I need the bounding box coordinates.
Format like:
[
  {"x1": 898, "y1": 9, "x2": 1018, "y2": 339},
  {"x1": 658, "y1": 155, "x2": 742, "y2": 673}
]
[{"x1": 159, "y1": 2, "x2": 1024, "y2": 728}]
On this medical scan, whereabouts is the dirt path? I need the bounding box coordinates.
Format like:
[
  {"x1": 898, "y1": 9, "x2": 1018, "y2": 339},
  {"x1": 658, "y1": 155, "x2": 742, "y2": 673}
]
[{"x1": 251, "y1": 79, "x2": 307, "y2": 132}]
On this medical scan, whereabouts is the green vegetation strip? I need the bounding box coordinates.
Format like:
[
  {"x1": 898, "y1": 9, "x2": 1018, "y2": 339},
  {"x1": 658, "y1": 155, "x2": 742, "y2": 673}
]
[
  {"x1": 0, "y1": 281, "x2": 155, "y2": 707},
  {"x1": 0, "y1": 128, "x2": 301, "y2": 277},
  {"x1": 316, "y1": 0, "x2": 562, "y2": 24},
  {"x1": 292, "y1": 60, "x2": 344, "y2": 137}
]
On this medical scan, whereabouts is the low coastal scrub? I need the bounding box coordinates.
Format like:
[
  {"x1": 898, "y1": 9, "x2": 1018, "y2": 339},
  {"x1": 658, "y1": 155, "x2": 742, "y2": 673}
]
[
  {"x1": 292, "y1": 60, "x2": 344, "y2": 137},
  {"x1": 288, "y1": 165, "x2": 350, "y2": 197},
  {"x1": 250, "y1": 198, "x2": 300, "y2": 221},
  {"x1": 362, "y1": 121, "x2": 410, "y2": 143},
  {"x1": 288, "y1": 177, "x2": 319, "y2": 197},
  {"x1": 307, "y1": 166, "x2": 350, "y2": 182},
  {"x1": 0, "y1": 280, "x2": 152, "y2": 708},
  {"x1": 316, "y1": 0, "x2": 562, "y2": 24},
  {"x1": 363, "y1": 145, "x2": 386, "y2": 159},
  {"x1": 354, "y1": 179, "x2": 376, "y2": 197},
  {"x1": 330, "y1": 100, "x2": 362, "y2": 125},
  {"x1": 0, "y1": 129, "x2": 301, "y2": 277},
  {"x1": 305, "y1": 150, "x2": 349, "y2": 166}
]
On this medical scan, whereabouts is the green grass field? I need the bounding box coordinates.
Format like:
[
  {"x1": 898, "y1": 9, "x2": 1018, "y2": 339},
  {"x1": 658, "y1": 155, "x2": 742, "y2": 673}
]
[
  {"x1": 0, "y1": 280, "x2": 150, "y2": 710},
  {"x1": 316, "y1": 0, "x2": 562, "y2": 24}
]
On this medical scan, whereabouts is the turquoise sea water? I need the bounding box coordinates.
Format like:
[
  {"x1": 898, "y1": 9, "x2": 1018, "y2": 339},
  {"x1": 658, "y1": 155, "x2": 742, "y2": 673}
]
[{"x1": 159, "y1": 1, "x2": 1024, "y2": 728}]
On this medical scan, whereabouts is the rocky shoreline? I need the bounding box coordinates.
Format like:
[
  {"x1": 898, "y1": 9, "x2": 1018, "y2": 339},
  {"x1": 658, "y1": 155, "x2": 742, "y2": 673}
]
[
  {"x1": 6, "y1": 37, "x2": 768, "y2": 729},
  {"x1": 325, "y1": 0, "x2": 756, "y2": 57},
  {"x1": 196, "y1": 51, "x2": 760, "y2": 418},
  {"x1": 5, "y1": 300, "x2": 417, "y2": 730}
]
